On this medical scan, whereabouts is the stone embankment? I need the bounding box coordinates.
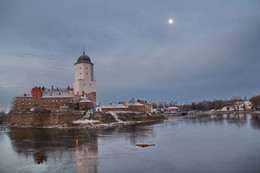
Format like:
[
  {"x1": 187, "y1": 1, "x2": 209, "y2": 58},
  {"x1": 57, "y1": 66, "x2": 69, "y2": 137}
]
[
  {"x1": 3, "y1": 111, "x2": 165, "y2": 128},
  {"x1": 4, "y1": 110, "x2": 82, "y2": 127},
  {"x1": 89, "y1": 111, "x2": 165, "y2": 123}
]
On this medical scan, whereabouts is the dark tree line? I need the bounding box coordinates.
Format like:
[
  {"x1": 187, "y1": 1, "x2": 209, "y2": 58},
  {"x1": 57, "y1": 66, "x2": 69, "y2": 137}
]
[
  {"x1": 153, "y1": 95, "x2": 256, "y2": 111},
  {"x1": 152, "y1": 101, "x2": 177, "y2": 109},
  {"x1": 179, "y1": 99, "x2": 230, "y2": 111}
]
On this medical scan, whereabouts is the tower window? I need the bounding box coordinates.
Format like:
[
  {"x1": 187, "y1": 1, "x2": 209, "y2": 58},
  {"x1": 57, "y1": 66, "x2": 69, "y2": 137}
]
[
  {"x1": 86, "y1": 73, "x2": 88, "y2": 75},
  {"x1": 86, "y1": 67, "x2": 88, "y2": 69},
  {"x1": 80, "y1": 73, "x2": 82, "y2": 75}
]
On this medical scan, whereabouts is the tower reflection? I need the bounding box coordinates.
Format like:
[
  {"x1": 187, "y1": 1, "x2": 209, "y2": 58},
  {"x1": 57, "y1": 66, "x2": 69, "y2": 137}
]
[{"x1": 7, "y1": 128, "x2": 99, "y2": 173}]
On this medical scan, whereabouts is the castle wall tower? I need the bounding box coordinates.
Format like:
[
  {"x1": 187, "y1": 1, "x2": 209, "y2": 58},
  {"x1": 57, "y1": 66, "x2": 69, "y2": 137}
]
[{"x1": 74, "y1": 51, "x2": 96, "y2": 103}]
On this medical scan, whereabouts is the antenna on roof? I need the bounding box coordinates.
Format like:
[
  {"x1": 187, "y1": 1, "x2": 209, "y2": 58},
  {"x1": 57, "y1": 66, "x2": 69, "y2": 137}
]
[{"x1": 83, "y1": 42, "x2": 85, "y2": 55}]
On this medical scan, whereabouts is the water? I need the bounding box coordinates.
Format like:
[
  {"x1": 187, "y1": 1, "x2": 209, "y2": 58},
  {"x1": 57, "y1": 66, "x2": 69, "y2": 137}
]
[{"x1": 1, "y1": 113, "x2": 260, "y2": 173}]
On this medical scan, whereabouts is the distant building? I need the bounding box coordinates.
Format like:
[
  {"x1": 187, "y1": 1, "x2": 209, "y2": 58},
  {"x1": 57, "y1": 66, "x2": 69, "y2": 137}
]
[
  {"x1": 97, "y1": 103, "x2": 128, "y2": 112},
  {"x1": 15, "y1": 52, "x2": 96, "y2": 112},
  {"x1": 165, "y1": 107, "x2": 179, "y2": 112},
  {"x1": 128, "y1": 100, "x2": 153, "y2": 113},
  {"x1": 95, "y1": 99, "x2": 153, "y2": 113},
  {"x1": 221, "y1": 101, "x2": 253, "y2": 111}
]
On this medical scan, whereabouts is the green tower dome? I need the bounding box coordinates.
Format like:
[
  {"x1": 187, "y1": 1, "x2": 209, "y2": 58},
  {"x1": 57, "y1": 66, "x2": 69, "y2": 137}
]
[{"x1": 77, "y1": 51, "x2": 91, "y2": 63}]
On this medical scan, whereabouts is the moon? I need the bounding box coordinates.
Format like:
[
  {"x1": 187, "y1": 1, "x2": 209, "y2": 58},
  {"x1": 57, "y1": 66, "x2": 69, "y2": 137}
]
[{"x1": 168, "y1": 18, "x2": 174, "y2": 24}]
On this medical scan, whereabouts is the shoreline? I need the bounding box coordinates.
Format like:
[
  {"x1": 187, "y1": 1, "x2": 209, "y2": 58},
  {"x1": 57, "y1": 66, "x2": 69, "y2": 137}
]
[
  {"x1": 1, "y1": 111, "x2": 166, "y2": 129},
  {"x1": 1, "y1": 119, "x2": 165, "y2": 130},
  {"x1": 2, "y1": 110, "x2": 259, "y2": 130},
  {"x1": 165, "y1": 110, "x2": 257, "y2": 116}
]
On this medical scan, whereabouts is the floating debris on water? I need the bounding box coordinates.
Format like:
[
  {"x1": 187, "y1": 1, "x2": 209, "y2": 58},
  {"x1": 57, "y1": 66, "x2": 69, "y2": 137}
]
[{"x1": 136, "y1": 144, "x2": 155, "y2": 147}]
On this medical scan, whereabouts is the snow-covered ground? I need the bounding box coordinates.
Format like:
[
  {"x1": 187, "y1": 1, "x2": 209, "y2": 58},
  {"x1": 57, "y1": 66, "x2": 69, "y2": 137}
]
[{"x1": 73, "y1": 119, "x2": 100, "y2": 124}]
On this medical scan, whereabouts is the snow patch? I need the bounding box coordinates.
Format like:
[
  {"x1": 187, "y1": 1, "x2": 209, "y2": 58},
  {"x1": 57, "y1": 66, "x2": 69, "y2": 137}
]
[
  {"x1": 73, "y1": 119, "x2": 100, "y2": 124},
  {"x1": 108, "y1": 111, "x2": 123, "y2": 122}
]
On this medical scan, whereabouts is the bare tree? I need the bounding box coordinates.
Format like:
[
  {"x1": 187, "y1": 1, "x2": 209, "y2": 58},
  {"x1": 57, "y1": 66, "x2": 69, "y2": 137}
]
[
  {"x1": 10, "y1": 98, "x2": 17, "y2": 113},
  {"x1": 0, "y1": 111, "x2": 6, "y2": 123},
  {"x1": 250, "y1": 95, "x2": 260, "y2": 109}
]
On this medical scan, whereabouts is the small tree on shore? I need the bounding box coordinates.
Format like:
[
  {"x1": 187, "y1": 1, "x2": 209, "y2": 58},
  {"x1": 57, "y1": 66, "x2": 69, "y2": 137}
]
[
  {"x1": 10, "y1": 98, "x2": 17, "y2": 113},
  {"x1": 250, "y1": 95, "x2": 260, "y2": 110},
  {"x1": 0, "y1": 111, "x2": 6, "y2": 123}
]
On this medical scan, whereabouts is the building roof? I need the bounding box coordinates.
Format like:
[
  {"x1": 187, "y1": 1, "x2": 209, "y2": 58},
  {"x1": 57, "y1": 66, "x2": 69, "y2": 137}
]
[
  {"x1": 45, "y1": 88, "x2": 70, "y2": 92},
  {"x1": 79, "y1": 98, "x2": 92, "y2": 103},
  {"x1": 76, "y1": 51, "x2": 91, "y2": 64},
  {"x1": 17, "y1": 87, "x2": 74, "y2": 98},
  {"x1": 99, "y1": 104, "x2": 127, "y2": 109},
  {"x1": 17, "y1": 94, "x2": 32, "y2": 97},
  {"x1": 42, "y1": 88, "x2": 73, "y2": 98},
  {"x1": 166, "y1": 107, "x2": 179, "y2": 109},
  {"x1": 128, "y1": 101, "x2": 144, "y2": 106},
  {"x1": 42, "y1": 93, "x2": 74, "y2": 98}
]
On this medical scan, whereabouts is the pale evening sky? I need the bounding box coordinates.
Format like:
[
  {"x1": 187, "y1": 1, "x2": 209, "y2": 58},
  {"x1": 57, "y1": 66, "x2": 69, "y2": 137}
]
[{"x1": 0, "y1": 0, "x2": 260, "y2": 108}]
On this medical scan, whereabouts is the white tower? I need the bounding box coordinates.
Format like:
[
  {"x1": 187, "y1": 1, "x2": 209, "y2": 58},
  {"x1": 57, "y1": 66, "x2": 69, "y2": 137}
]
[{"x1": 74, "y1": 51, "x2": 96, "y2": 103}]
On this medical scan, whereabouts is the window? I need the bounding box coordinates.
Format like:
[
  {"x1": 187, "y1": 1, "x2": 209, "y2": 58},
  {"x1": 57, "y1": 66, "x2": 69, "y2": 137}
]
[
  {"x1": 86, "y1": 73, "x2": 88, "y2": 75},
  {"x1": 80, "y1": 73, "x2": 82, "y2": 75}
]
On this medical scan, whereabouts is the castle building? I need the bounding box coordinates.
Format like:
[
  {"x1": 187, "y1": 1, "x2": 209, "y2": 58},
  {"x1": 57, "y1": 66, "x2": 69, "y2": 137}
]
[
  {"x1": 15, "y1": 51, "x2": 96, "y2": 112},
  {"x1": 15, "y1": 87, "x2": 75, "y2": 111},
  {"x1": 74, "y1": 51, "x2": 96, "y2": 103}
]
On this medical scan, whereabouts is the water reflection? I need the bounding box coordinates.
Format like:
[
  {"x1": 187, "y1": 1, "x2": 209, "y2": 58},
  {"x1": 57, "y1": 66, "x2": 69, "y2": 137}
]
[
  {"x1": 2, "y1": 123, "x2": 157, "y2": 173},
  {"x1": 224, "y1": 113, "x2": 247, "y2": 128},
  {"x1": 6, "y1": 128, "x2": 99, "y2": 173},
  {"x1": 94, "y1": 121, "x2": 162, "y2": 146},
  {"x1": 251, "y1": 114, "x2": 260, "y2": 130},
  {"x1": 180, "y1": 113, "x2": 260, "y2": 130},
  {"x1": 33, "y1": 151, "x2": 46, "y2": 164},
  {"x1": 1, "y1": 114, "x2": 260, "y2": 173}
]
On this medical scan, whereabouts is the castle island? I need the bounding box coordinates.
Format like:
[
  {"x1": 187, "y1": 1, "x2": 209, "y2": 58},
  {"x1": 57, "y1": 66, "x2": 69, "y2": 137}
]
[
  {"x1": 15, "y1": 51, "x2": 97, "y2": 112},
  {"x1": 6, "y1": 51, "x2": 160, "y2": 128}
]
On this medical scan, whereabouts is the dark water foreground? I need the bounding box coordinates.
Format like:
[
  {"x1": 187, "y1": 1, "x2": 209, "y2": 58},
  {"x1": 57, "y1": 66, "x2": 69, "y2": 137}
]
[{"x1": 1, "y1": 113, "x2": 260, "y2": 173}]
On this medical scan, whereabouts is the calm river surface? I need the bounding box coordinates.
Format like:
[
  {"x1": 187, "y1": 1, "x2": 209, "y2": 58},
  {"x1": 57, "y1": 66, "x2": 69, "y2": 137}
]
[{"x1": 1, "y1": 113, "x2": 260, "y2": 173}]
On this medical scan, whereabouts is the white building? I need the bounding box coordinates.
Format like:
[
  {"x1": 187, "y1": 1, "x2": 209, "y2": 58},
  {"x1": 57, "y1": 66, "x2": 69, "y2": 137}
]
[{"x1": 74, "y1": 51, "x2": 96, "y2": 103}]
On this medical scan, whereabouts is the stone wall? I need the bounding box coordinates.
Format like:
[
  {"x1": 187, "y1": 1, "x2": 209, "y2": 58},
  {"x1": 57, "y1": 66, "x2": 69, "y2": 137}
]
[
  {"x1": 16, "y1": 97, "x2": 74, "y2": 112},
  {"x1": 86, "y1": 92, "x2": 96, "y2": 104},
  {"x1": 5, "y1": 111, "x2": 82, "y2": 126}
]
